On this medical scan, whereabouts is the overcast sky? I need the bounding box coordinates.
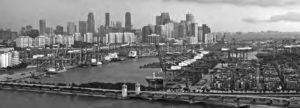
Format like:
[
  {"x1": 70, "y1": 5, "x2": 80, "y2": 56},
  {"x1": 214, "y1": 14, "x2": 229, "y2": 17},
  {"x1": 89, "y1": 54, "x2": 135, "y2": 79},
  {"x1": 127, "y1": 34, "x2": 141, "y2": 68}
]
[{"x1": 1, "y1": 0, "x2": 300, "y2": 32}]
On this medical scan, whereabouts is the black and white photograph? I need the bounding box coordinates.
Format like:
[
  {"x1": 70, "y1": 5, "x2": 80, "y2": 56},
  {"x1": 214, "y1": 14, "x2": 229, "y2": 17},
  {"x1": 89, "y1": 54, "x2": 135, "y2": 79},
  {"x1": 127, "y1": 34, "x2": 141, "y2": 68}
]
[{"x1": 1, "y1": 0, "x2": 300, "y2": 108}]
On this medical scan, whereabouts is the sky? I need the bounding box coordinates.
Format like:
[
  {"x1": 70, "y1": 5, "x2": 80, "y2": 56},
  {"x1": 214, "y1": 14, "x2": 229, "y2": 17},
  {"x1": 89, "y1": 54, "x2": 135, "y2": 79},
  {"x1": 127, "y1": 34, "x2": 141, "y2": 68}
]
[{"x1": 1, "y1": 0, "x2": 300, "y2": 32}]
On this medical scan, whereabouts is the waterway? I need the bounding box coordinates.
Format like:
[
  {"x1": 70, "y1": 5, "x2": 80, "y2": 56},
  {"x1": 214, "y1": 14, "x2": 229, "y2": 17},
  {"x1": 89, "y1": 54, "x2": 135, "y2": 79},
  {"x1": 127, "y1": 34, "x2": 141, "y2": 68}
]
[{"x1": 1, "y1": 57, "x2": 279, "y2": 108}]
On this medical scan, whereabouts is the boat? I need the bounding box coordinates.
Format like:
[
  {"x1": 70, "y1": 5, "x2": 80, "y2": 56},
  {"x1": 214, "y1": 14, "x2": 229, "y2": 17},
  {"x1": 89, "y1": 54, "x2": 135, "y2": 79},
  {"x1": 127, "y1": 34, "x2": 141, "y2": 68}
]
[
  {"x1": 46, "y1": 66, "x2": 66, "y2": 74},
  {"x1": 145, "y1": 72, "x2": 164, "y2": 90},
  {"x1": 105, "y1": 52, "x2": 121, "y2": 62},
  {"x1": 128, "y1": 51, "x2": 138, "y2": 58},
  {"x1": 91, "y1": 58, "x2": 102, "y2": 66}
]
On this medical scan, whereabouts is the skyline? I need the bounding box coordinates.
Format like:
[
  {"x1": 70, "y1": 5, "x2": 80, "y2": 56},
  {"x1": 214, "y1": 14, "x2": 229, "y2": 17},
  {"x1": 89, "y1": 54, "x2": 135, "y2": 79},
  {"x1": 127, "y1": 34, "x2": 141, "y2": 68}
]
[{"x1": 1, "y1": 0, "x2": 300, "y2": 32}]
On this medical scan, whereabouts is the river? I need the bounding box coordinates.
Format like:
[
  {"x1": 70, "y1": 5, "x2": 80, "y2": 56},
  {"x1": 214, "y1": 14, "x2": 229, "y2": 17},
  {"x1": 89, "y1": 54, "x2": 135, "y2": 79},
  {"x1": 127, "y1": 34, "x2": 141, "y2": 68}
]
[{"x1": 1, "y1": 57, "x2": 278, "y2": 108}]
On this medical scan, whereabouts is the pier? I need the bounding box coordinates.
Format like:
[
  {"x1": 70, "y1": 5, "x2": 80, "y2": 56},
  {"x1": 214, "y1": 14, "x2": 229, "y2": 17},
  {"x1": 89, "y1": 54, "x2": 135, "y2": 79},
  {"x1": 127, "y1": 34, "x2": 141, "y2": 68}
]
[{"x1": 1, "y1": 82, "x2": 300, "y2": 108}]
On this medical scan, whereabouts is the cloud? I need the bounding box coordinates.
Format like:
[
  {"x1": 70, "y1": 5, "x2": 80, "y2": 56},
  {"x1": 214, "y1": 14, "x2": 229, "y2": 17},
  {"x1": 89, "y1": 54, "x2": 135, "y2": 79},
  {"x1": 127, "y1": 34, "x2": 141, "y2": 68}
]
[
  {"x1": 163, "y1": 0, "x2": 300, "y2": 7},
  {"x1": 243, "y1": 12, "x2": 300, "y2": 23}
]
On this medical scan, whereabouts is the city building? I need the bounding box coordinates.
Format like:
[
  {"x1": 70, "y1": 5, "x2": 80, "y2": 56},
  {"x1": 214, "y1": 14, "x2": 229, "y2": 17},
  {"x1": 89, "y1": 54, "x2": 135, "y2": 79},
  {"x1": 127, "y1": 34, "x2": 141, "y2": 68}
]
[
  {"x1": 156, "y1": 16, "x2": 162, "y2": 25},
  {"x1": 39, "y1": 19, "x2": 46, "y2": 35},
  {"x1": 35, "y1": 36, "x2": 49, "y2": 47},
  {"x1": 87, "y1": 12, "x2": 95, "y2": 33},
  {"x1": 146, "y1": 34, "x2": 160, "y2": 44},
  {"x1": 105, "y1": 32, "x2": 136, "y2": 44},
  {"x1": 46, "y1": 27, "x2": 54, "y2": 35},
  {"x1": 79, "y1": 21, "x2": 87, "y2": 35},
  {"x1": 84, "y1": 33, "x2": 94, "y2": 43},
  {"x1": 125, "y1": 12, "x2": 132, "y2": 31},
  {"x1": 16, "y1": 36, "x2": 33, "y2": 48},
  {"x1": 186, "y1": 13, "x2": 194, "y2": 23},
  {"x1": 74, "y1": 32, "x2": 82, "y2": 42},
  {"x1": 160, "y1": 13, "x2": 171, "y2": 25},
  {"x1": 105, "y1": 13, "x2": 110, "y2": 27},
  {"x1": 161, "y1": 23, "x2": 175, "y2": 39},
  {"x1": 67, "y1": 22, "x2": 77, "y2": 35},
  {"x1": 0, "y1": 29, "x2": 18, "y2": 41},
  {"x1": 55, "y1": 25, "x2": 64, "y2": 35},
  {"x1": 142, "y1": 25, "x2": 156, "y2": 43}
]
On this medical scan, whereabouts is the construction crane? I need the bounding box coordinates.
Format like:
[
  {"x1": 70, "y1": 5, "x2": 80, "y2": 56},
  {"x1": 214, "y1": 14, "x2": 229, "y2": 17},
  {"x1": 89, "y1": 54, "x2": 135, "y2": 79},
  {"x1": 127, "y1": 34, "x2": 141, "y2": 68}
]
[{"x1": 155, "y1": 43, "x2": 167, "y2": 79}]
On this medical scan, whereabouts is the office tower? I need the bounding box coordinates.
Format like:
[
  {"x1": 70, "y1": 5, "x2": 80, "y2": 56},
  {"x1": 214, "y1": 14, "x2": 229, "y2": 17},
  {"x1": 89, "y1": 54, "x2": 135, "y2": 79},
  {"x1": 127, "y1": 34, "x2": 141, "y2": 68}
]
[
  {"x1": 39, "y1": 19, "x2": 46, "y2": 35},
  {"x1": 186, "y1": 13, "x2": 194, "y2": 23},
  {"x1": 178, "y1": 21, "x2": 187, "y2": 38},
  {"x1": 116, "y1": 21, "x2": 122, "y2": 29},
  {"x1": 79, "y1": 21, "x2": 87, "y2": 35},
  {"x1": 55, "y1": 25, "x2": 64, "y2": 35},
  {"x1": 125, "y1": 12, "x2": 132, "y2": 31},
  {"x1": 87, "y1": 12, "x2": 95, "y2": 33},
  {"x1": 156, "y1": 16, "x2": 162, "y2": 25},
  {"x1": 201, "y1": 24, "x2": 211, "y2": 42},
  {"x1": 105, "y1": 13, "x2": 110, "y2": 27},
  {"x1": 67, "y1": 22, "x2": 77, "y2": 35},
  {"x1": 161, "y1": 13, "x2": 171, "y2": 25}
]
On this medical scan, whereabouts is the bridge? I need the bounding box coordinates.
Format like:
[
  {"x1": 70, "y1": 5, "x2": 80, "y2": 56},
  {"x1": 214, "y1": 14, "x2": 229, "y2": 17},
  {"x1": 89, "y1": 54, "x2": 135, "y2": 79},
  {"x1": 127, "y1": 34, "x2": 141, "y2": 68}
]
[{"x1": 0, "y1": 82, "x2": 300, "y2": 108}]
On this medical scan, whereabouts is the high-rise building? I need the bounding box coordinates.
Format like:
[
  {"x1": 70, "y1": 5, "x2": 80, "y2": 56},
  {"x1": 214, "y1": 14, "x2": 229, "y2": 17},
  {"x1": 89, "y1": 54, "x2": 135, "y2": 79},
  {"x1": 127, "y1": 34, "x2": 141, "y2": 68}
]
[
  {"x1": 79, "y1": 21, "x2": 87, "y2": 35},
  {"x1": 67, "y1": 22, "x2": 77, "y2": 35},
  {"x1": 87, "y1": 12, "x2": 95, "y2": 33},
  {"x1": 200, "y1": 24, "x2": 211, "y2": 43},
  {"x1": 186, "y1": 13, "x2": 194, "y2": 23},
  {"x1": 105, "y1": 13, "x2": 110, "y2": 27},
  {"x1": 178, "y1": 21, "x2": 187, "y2": 38},
  {"x1": 125, "y1": 12, "x2": 132, "y2": 31},
  {"x1": 55, "y1": 25, "x2": 64, "y2": 35},
  {"x1": 161, "y1": 13, "x2": 171, "y2": 25},
  {"x1": 142, "y1": 25, "x2": 155, "y2": 43},
  {"x1": 156, "y1": 16, "x2": 162, "y2": 25},
  {"x1": 39, "y1": 19, "x2": 46, "y2": 35},
  {"x1": 116, "y1": 21, "x2": 122, "y2": 30}
]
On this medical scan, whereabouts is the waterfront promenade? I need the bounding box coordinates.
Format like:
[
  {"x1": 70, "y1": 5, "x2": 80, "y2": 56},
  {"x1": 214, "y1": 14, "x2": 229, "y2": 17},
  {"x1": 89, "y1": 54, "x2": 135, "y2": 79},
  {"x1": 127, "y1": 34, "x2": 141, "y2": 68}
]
[{"x1": 1, "y1": 82, "x2": 300, "y2": 108}]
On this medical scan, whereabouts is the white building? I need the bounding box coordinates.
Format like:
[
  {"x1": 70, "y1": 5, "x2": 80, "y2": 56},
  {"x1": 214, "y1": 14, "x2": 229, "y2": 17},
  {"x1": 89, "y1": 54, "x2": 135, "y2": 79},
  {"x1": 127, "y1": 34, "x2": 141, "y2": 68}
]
[
  {"x1": 16, "y1": 36, "x2": 33, "y2": 48},
  {"x1": 161, "y1": 23, "x2": 175, "y2": 39},
  {"x1": 62, "y1": 35, "x2": 74, "y2": 47},
  {"x1": 105, "y1": 32, "x2": 136, "y2": 44},
  {"x1": 74, "y1": 32, "x2": 82, "y2": 42},
  {"x1": 84, "y1": 33, "x2": 94, "y2": 43}
]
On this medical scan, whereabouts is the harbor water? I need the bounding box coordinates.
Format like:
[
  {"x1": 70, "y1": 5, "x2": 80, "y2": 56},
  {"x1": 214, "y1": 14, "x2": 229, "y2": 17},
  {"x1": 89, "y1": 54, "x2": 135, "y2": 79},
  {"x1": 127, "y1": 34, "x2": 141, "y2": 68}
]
[{"x1": 2, "y1": 57, "x2": 278, "y2": 108}]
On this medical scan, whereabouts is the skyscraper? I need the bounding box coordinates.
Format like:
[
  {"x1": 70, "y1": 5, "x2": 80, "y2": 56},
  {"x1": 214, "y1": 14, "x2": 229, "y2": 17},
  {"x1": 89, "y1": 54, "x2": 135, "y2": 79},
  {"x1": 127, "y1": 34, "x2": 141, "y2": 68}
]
[
  {"x1": 87, "y1": 12, "x2": 95, "y2": 33},
  {"x1": 161, "y1": 13, "x2": 171, "y2": 25},
  {"x1": 125, "y1": 12, "x2": 132, "y2": 31},
  {"x1": 156, "y1": 16, "x2": 162, "y2": 25},
  {"x1": 79, "y1": 21, "x2": 87, "y2": 35},
  {"x1": 67, "y1": 22, "x2": 77, "y2": 35},
  {"x1": 186, "y1": 13, "x2": 194, "y2": 23},
  {"x1": 39, "y1": 19, "x2": 46, "y2": 35},
  {"x1": 105, "y1": 13, "x2": 110, "y2": 27}
]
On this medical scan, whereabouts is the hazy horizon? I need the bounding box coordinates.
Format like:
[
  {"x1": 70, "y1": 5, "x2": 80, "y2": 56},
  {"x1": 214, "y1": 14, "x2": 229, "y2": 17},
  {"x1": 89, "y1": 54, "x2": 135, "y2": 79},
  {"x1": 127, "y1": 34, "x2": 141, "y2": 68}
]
[{"x1": 1, "y1": 0, "x2": 300, "y2": 32}]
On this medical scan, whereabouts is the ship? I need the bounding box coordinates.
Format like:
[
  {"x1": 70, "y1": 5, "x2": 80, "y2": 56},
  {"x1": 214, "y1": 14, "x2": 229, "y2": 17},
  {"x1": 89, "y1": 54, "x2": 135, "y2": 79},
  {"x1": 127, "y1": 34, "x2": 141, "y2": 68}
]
[
  {"x1": 104, "y1": 52, "x2": 121, "y2": 62},
  {"x1": 46, "y1": 66, "x2": 66, "y2": 74},
  {"x1": 91, "y1": 58, "x2": 102, "y2": 66},
  {"x1": 128, "y1": 51, "x2": 138, "y2": 58},
  {"x1": 145, "y1": 72, "x2": 164, "y2": 90}
]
